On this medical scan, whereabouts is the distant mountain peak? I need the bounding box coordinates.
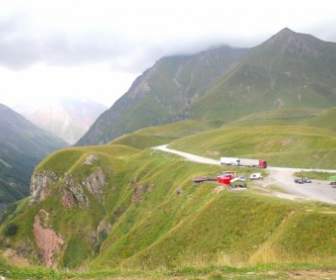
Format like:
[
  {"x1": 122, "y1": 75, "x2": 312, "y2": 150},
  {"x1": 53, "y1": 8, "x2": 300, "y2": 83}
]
[
  {"x1": 278, "y1": 27, "x2": 295, "y2": 35},
  {"x1": 260, "y1": 27, "x2": 326, "y2": 56},
  {"x1": 266, "y1": 27, "x2": 301, "y2": 44}
]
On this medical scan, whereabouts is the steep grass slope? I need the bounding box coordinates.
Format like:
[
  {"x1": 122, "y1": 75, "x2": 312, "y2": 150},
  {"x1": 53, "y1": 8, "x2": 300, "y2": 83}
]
[
  {"x1": 171, "y1": 125, "x2": 336, "y2": 169},
  {"x1": 1, "y1": 140, "x2": 336, "y2": 271}
]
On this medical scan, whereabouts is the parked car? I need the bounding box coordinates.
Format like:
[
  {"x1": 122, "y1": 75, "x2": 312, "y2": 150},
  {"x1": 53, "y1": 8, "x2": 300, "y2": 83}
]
[
  {"x1": 294, "y1": 178, "x2": 304, "y2": 184},
  {"x1": 249, "y1": 173, "x2": 263, "y2": 180},
  {"x1": 303, "y1": 178, "x2": 312, "y2": 183}
]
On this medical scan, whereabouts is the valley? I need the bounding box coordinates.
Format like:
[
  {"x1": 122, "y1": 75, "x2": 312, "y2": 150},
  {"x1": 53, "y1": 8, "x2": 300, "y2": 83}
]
[
  {"x1": 0, "y1": 104, "x2": 66, "y2": 208},
  {"x1": 1, "y1": 26, "x2": 336, "y2": 280}
]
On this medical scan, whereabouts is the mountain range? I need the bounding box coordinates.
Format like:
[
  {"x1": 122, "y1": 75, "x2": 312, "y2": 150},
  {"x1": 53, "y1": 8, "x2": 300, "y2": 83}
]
[
  {"x1": 0, "y1": 104, "x2": 66, "y2": 208},
  {"x1": 1, "y1": 28, "x2": 336, "y2": 276},
  {"x1": 77, "y1": 46, "x2": 247, "y2": 145},
  {"x1": 19, "y1": 99, "x2": 106, "y2": 144},
  {"x1": 78, "y1": 28, "x2": 336, "y2": 146}
]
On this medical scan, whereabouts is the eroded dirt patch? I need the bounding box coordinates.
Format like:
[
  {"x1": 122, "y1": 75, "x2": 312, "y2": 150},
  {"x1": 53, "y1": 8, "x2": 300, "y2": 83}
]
[{"x1": 33, "y1": 209, "x2": 64, "y2": 267}]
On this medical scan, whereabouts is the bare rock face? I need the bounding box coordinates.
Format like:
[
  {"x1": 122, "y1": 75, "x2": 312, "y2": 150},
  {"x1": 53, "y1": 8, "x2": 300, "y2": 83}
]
[
  {"x1": 61, "y1": 189, "x2": 77, "y2": 208},
  {"x1": 33, "y1": 209, "x2": 64, "y2": 267},
  {"x1": 84, "y1": 154, "x2": 98, "y2": 165},
  {"x1": 61, "y1": 169, "x2": 106, "y2": 208},
  {"x1": 131, "y1": 182, "x2": 152, "y2": 203},
  {"x1": 30, "y1": 171, "x2": 58, "y2": 203},
  {"x1": 63, "y1": 175, "x2": 89, "y2": 208},
  {"x1": 83, "y1": 168, "x2": 106, "y2": 197}
]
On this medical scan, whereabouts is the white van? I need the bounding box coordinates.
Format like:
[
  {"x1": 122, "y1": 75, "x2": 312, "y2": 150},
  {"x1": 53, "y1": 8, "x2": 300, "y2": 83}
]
[{"x1": 249, "y1": 173, "x2": 263, "y2": 180}]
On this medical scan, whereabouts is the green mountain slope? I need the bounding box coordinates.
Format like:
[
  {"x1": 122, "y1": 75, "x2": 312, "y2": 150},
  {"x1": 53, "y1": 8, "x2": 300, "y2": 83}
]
[
  {"x1": 191, "y1": 28, "x2": 336, "y2": 121},
  {"x1": 0, "y1": 104, "x2": 66, "y2": 206},
  {"x1": 77, "y1": 46, "x2": 247, "y2": 145},
  {"x1": 78, "y1": 29, "x2": 336, "y2": 147},
  {"x1": 2, "y1": 129, "x2": 336, "y2": 270}
]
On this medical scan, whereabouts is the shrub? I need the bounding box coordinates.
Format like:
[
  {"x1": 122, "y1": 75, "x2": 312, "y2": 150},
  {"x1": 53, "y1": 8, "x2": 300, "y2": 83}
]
[{"x1": 4, "y1": 223, "x2": 18, "y2": 237}]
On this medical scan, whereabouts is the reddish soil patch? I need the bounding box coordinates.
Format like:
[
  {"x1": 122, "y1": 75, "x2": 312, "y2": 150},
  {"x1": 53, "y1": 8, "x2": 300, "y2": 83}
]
[{"x1": 33, "y1": 210, "x2": 64, "y2": 267}]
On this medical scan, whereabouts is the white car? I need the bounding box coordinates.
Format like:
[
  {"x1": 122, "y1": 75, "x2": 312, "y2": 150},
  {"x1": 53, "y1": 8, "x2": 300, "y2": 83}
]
[{"x1": 249, "y1": 173, "x2": 263, "y2": 180}]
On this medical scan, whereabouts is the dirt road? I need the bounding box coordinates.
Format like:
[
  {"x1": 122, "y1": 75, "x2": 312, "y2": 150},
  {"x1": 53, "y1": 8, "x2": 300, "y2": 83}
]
[
  {"x1": 154, "y1": 145, "x2": 220, "y2": 165},
  {"x1": 154, "y1": 145, "x2": 336, "y2": 204}
]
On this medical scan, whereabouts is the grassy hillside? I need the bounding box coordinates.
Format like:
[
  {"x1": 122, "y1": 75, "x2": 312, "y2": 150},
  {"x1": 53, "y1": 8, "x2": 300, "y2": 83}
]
[
  {"x1": 111, "y1": 120, "x2": 218, "y2": 149},
  {"x1": 1, "y1": 138, "x2": 336, "y2": 272},
  {"x1": 305, "y1": 107, "x2": 336, "y2": 131},
  {"x1": 171, "y1": 125, "x2": 336, "y2": 169},
  {"x1": 230, "y1": 108, "x2": 320, "y2": 127}
]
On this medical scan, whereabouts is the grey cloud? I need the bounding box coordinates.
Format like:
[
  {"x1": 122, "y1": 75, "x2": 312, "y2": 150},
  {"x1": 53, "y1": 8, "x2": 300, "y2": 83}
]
[
  {"x1": 0, "y1": 12, "x2": 264, "y2": 72},
  {"x1": 0, "y1": 15, "x2": 136, "y2": 70},
  {"x1": 0, "y1": 13, "x2": 336, "y2": 73}
]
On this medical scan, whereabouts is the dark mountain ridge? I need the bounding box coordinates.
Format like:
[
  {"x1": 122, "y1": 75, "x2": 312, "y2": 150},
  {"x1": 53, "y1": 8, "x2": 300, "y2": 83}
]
[{"x1": 0, "y1": 104, "x2": 66, "y2": 205}]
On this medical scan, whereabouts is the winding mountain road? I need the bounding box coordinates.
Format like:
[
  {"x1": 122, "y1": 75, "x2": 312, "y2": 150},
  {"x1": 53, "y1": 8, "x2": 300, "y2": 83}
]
[{"x1": 154, "y1": 145, "x2": 336, "y2": 204}]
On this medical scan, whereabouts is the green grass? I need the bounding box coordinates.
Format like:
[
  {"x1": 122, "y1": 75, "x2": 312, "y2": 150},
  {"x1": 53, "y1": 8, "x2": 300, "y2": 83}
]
[
  {"x1": 171, "y1": 124, "x2": 336, "y2": 169},
  {"x1": 62, "y1": 237, "x2": 92, "y2": 268},
  {"x1": 2, "y1": 142, "x2": 336, "y2": 271},
  {"x1": 2, "y1": 119, "x2": 336, "y2": 273},
  {"x1": 111, "y1": 120, "x2": 216, "y2": 149},
  {"x1": 36, "y1": 148, "x2": 85, "y2": 176},
  {"x1": 306, "y1": 107, "x2": 336, "y2": 131},
  {"x1": 230, "y1": 108, "x2": 321, "y2": 127},
  {"x1": 1, "y1": 260, "x2": 336, "y2": 279},
  {"x1": 294, "y1": 171, "x2": 336, "y2": 180}
]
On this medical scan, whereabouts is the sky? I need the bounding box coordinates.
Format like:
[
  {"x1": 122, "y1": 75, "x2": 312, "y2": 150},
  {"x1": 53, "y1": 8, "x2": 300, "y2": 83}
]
[{"x1": 0, "y1": 0, "x2": 336, "y2": 109}]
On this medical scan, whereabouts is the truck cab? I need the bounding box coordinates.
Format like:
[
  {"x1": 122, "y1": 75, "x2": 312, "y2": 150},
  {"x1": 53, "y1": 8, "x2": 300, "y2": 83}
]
[{"x1": 259, "y1": 160, "x2": 267, "y2": 169}]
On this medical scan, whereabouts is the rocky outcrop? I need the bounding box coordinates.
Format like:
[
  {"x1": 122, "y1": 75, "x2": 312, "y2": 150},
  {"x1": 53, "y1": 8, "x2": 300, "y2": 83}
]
[
  {"x1": 61, "y1": 168, "x2": 106, "y2": 208},
  {"x1": 32, "y1": 165, "x2": 106, "y2": 208},
  {"x1": 84, "y1": 154, "x2": 98, "y2": 165},
  {"x1": 131, "y1": 182, "x2": 153, "y2": 203},
  {"x1": 33, "y1": 209, "x2": 64, "y2": 267},
  {"x1": 61, "y1": 189, "x2": 77, "y2": 208},
  {"x1": 83, "y1": 168, "x2": 106, "y2": 197},
  {"x1": 62, "y1": 175, "x2": 89, "y2": 208},
  {"x1": 30, "y1": 171, "x2": 58, "y2": 203}
]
